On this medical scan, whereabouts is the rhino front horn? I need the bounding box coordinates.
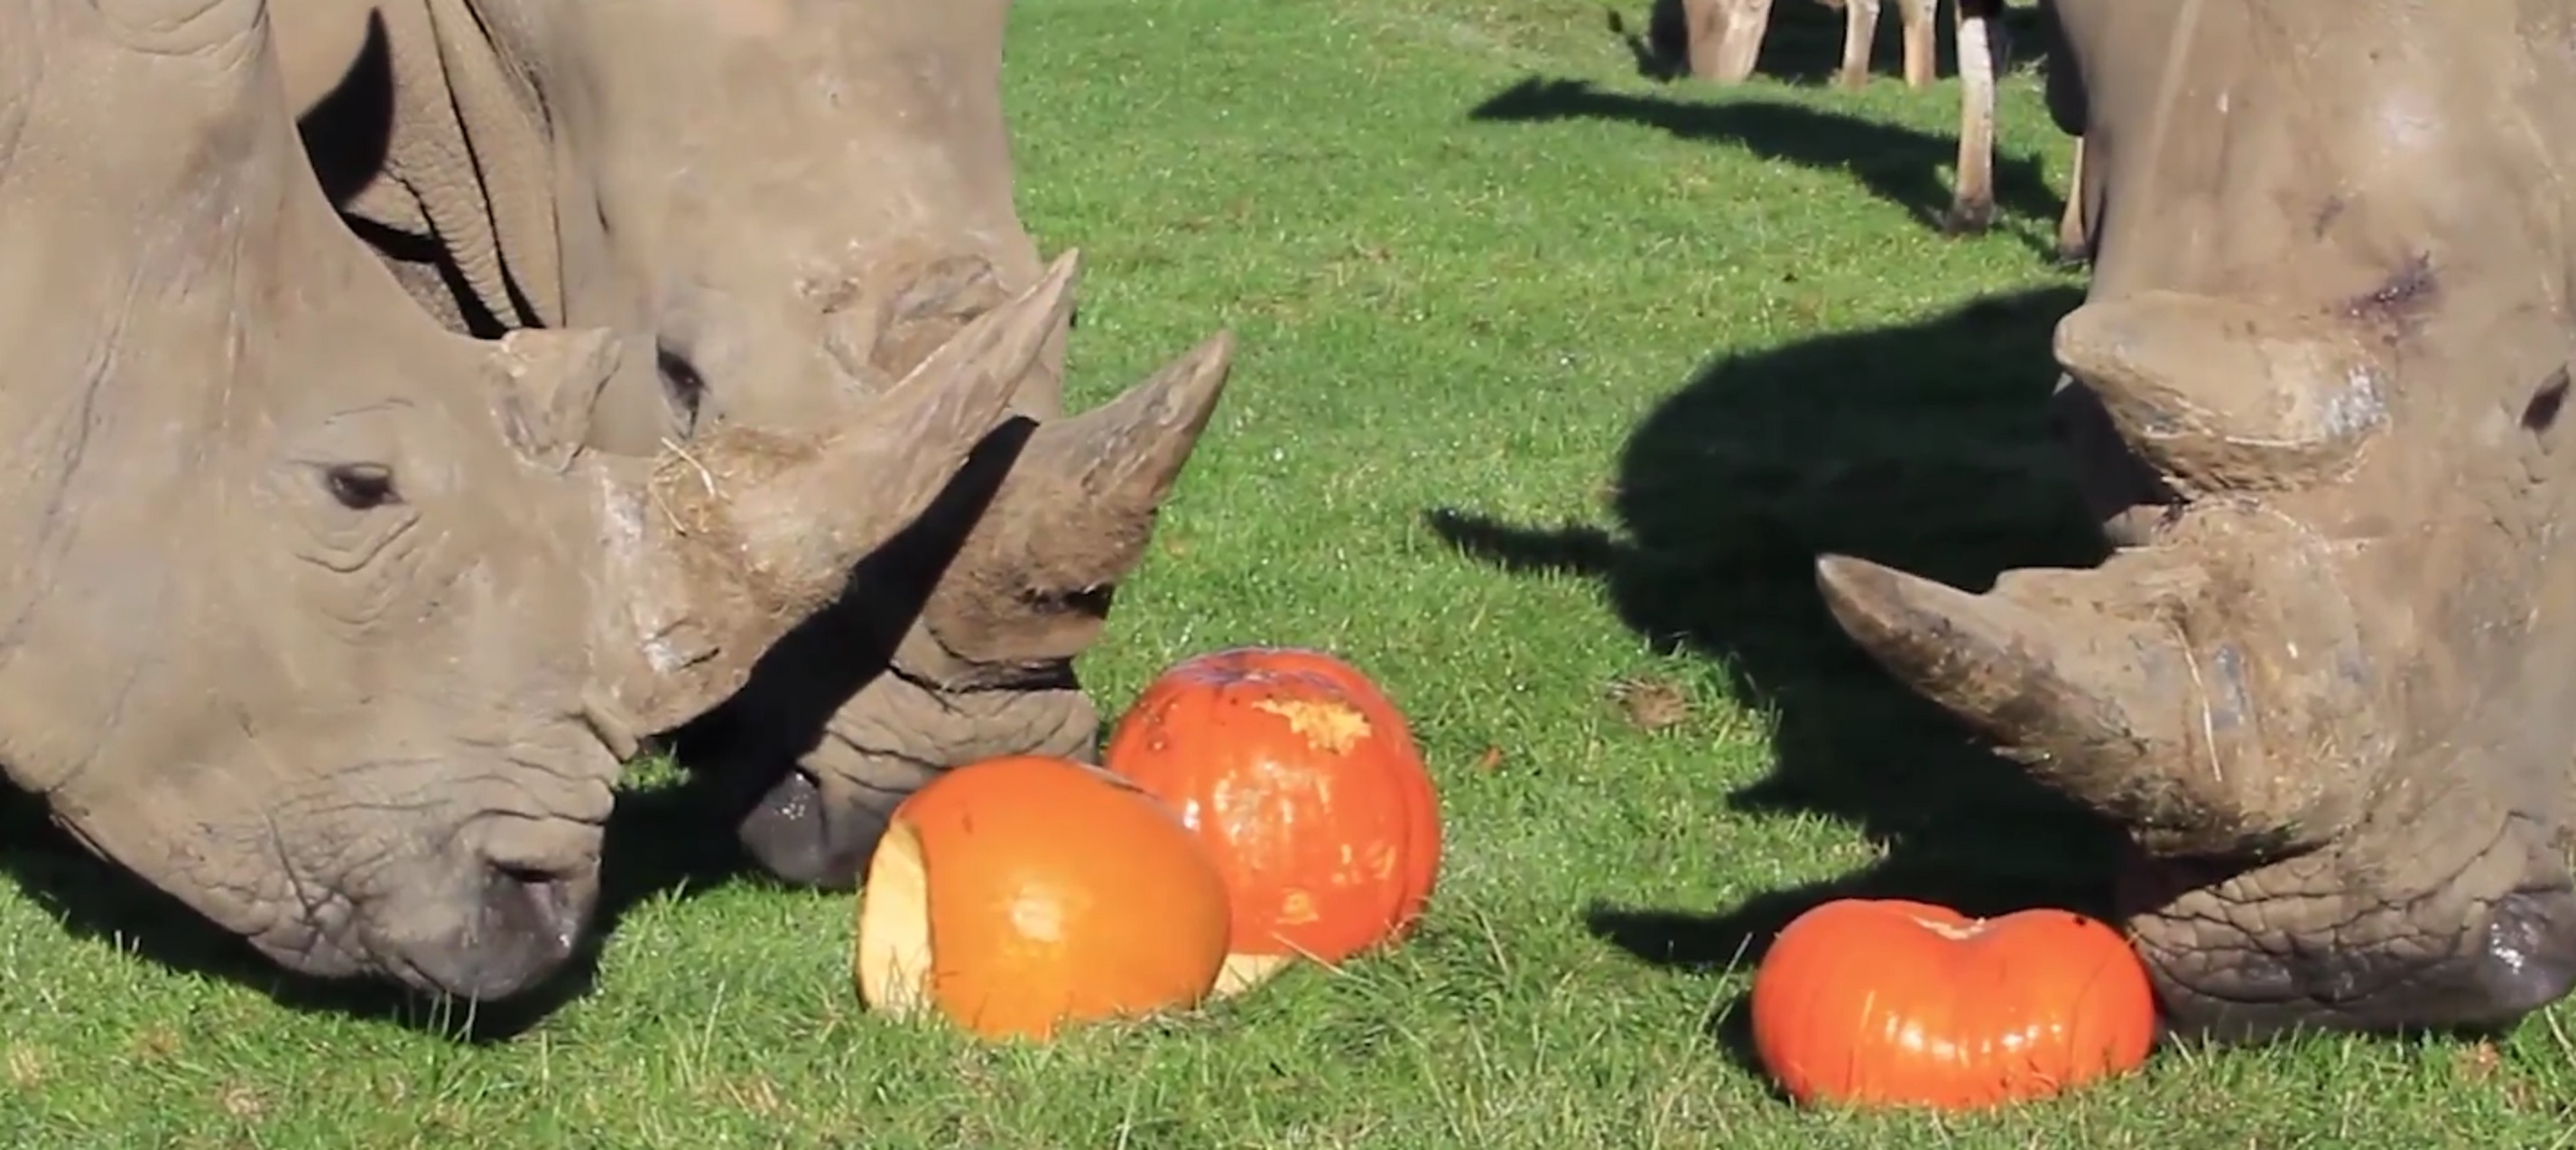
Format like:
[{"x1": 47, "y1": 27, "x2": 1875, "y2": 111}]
[
  {"x1": 924, "y1": 329, "x2": 1237, "y2": 663},
  {"x1": 594, "y1": 253, "x2": 1078, "y2": 732},
  {"x1": 1813, "y1": 549, "x2": 2362, "y2": 859}
]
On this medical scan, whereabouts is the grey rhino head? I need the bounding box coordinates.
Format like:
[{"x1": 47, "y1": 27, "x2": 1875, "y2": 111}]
[
  {"x1": 7, "y1": 0, "x2": 1049, "y2": 997},
  {"x1": 1820, "y1": 0, "x2": 2576, "y2": 1042},
  {"x1": 271, "y1": 0, "x2": 1235, "y2": 887}
]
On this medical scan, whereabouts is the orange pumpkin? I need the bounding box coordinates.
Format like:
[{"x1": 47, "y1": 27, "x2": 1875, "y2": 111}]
[
  {"x1": 1749, "y1": 898, "x2": 2156, "y2": 1109},
  {"x1": 851, "y1": 755, "x2": 1232, "y2": 1042},
  {"x1": 1103, "y1": 647, "x2": 1441, "y2": 996}
]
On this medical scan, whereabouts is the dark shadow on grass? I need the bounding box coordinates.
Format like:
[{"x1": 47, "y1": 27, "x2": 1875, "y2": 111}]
[
  {"x1": 1424, "y1": 285, "x2": 2129, "y2": 1055},
  {"x1": 1469, "y1": 76, "x2": 2062, "y2": 247},
  {"x1": 0, "y1": 765, "x2": 751, "y2": 1043}
]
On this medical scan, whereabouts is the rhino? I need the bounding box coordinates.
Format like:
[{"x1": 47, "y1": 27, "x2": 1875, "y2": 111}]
[
  {"x1": 1819, "y1": 0, "x2": 2576, "y2": 1040},
  {"x1": 5, "y1": 0, "x2": 1054, "y2": 998},
  {"x1": 1677, "y1": 0, "x2": 2091, "y2": 262},
  {"x1": 266, "y1": 0, "x2": 1235, "y2": 887}
]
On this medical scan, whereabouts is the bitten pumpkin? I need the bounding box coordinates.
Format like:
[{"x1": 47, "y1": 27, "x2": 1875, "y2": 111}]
[
  {"x1": 852, "y1": 755, "x2": 1233, "y2": 1042},
  {"x1": 1103, "y1": 647, "x2": 1441, "y2": 996},
  {"x1": 1749, "y1": 898, "x2": 2157, "y2": 1110}
]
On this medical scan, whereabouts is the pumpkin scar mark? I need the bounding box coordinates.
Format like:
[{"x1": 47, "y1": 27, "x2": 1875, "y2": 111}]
[
  {"x1": 1250, "y1": 698, "x2": 1372, "y2": 755},
  {"x1": 1909, "y1": 914, "x2": 1986, "y2": 941},
  {"x1": 1280, "y1": 889, "x2": 1320, "y2": 924}
]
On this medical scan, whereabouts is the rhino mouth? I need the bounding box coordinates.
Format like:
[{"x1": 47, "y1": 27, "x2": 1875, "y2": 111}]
[
  {"x1": 230, "y1": 709, "x2": 630, "y2": 1004},
  {"x1": 2116, "y1": 820, "x2": 2576, "y2": 1042},
  {"x1": 365, "y1": 807, "x2": 611, "y2": 1002},
  {"x1": 369, "y1": 848, "x2": 604, "y2": 1004}
]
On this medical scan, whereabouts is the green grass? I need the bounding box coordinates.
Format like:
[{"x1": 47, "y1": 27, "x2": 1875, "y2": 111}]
[{"x1": 8, "y1": 0, "x2": 2575, "y2": 1145}]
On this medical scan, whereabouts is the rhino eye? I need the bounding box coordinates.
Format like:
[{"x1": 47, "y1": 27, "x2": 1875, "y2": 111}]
[
  {"x1": 655, "y1": 344, "x2": 707, "y2": 432},
  {"x1": 322, "y1": 462, "x2": 402, "y2": 510}
]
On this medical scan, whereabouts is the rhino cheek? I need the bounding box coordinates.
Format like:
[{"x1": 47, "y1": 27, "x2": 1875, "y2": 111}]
[{"x1": 208, "y1": 862, "x2": 366, "y2": 980}]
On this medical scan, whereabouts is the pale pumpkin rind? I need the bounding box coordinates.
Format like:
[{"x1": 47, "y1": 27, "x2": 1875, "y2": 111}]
[
  {"x1": 852, "y1": 821, "x2": 936, "y2": 1018},
  {"x1": 849, "y1": 755, "x2": 1233, "y2": 1042}
]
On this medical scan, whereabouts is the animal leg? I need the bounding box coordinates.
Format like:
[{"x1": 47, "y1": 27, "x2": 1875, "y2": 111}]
[
  {"x1": 1838, "y1": 0, "x2": 1881, "y2": 90},
  {"x1": 2056, "y1": 136, "x2": 2091, "y2": 264},
  {"x1": 1942, "y1": 0, "x2": 1999, "y2": 234},
  {"x1": 1895, "y1": 0, "x2": 1936, "y2": 88},
  {"x1": 1685, "y1": 0, "x2": 1775, "y2": 84}
]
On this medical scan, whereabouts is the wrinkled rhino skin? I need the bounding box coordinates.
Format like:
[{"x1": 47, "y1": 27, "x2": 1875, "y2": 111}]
[
  {"x1": 1819, "y1": 0, "x2": 2576, "y2": 1041},
  {"x1": 271, "y1": 0, "x2": 1235, "y2": 888},
  {"x1": 3, "y1": 0, "x2": 1041, "y2": 998}
]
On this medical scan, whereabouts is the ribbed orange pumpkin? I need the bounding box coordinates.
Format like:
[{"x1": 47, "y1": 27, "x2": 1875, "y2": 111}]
[
  {"x1": 851, "y1": 755, "x2": 1233, "y2": 1042},
  {"x1": 1103, "y1": 647, "x2": 1441, "y2": 995},
  {"x1": 1749, "y1": 898, "x2": 2157, "y2": 1110}
]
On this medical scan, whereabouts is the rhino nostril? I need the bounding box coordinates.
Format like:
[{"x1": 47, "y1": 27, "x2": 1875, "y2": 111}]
[
  {"x1": 492, "y1": 862, "x2": 563, "y2": 888},
  {"x1": 479, "y1": 858, "x2": 598, "y2": 960}
]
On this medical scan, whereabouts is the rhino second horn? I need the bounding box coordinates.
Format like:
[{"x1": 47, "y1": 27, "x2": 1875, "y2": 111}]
[
  {"x1": 2054, "y1": 291, "x2": 2390, "y2": 496},
  {"x1": 1814, "y1": 552, "x2": 2356, "y2": 858},
  {"x1": 826, "y1": 248, "x2": 1049, "y2": 412},
  {"x1": 926, "y1": 328, "x2": 1237, "y2": 663}
]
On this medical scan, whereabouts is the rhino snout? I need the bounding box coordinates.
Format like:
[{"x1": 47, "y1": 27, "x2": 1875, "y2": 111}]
[
  {"x1": 2122, "y1": 828, "x2": 2576, "y2": 1043},
  {"x1": 379, "y1": 813, "x2": 606, "y2": 1003},
  {"x1": 735, "y1": 766, "x2": 894, "y2": 892},
  {"x1": 2456, "y1": 884, "x2": 2576, "y2": 1027}
]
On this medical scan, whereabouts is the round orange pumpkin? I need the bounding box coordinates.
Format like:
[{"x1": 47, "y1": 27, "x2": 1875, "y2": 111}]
[
  {"x1": 1102, "y1": 646, "x2": 1441, "y2": 996},
  {"x1": 851, "y1": 755, "x2": 1232, "y2": 1042},
  {"x1": 1749, "y1": 898, "x2": 2157, "y2": 1109}
]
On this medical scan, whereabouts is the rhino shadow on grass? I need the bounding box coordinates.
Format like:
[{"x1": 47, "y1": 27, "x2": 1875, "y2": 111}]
[
  {"x1": 1425, "y1": 283, "x2": 2123, "y2": 1069},
  {"x1": 1468, "y1": 76, "x2": 2063, "y2": 259},
  {"x1": 0, "y1": 772, "x2": 746, "y2": 1043}
]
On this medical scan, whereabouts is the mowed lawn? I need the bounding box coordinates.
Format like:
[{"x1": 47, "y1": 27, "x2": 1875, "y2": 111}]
[{"x1": 8, "y1": 0, "x2": 2575, "y2": 1145}]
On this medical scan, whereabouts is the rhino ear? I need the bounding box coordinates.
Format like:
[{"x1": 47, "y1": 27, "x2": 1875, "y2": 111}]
[{"x1": 486, "y1": 328, "x2": 625, "y2": 470}]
